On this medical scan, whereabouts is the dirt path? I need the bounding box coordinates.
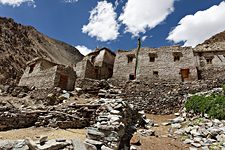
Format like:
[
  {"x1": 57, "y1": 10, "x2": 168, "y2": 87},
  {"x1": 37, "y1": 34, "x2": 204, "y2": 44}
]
[
  {"x1": 134, "y1": 114, "x2": 189, "y2": 150},
  {"x1": 0, "y1": 127, "x2": 86, "y2": 141},
  {"x1": 0, "y1": 114, "x2": 188, "y2": 150}
]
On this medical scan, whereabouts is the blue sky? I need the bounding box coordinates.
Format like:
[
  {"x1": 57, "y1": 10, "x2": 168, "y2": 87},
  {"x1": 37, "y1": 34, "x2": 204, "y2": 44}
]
[{"x1": 0, "y1": 0, "x2": 225, "y2": 55}]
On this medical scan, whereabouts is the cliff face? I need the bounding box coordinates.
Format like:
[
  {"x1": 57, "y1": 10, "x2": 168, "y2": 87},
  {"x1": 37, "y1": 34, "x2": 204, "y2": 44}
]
[{"x1": 0, "y1": 17, "x2": 83, "y2": 84}]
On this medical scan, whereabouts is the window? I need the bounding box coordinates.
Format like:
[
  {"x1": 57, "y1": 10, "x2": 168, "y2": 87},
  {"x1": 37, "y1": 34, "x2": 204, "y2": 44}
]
[
  {"x1": 153, "y1": 71, "x2": 159, "y2": 78},
  {"x1": 174, "y1": 56, "x2": 180, "y2": 62},
  {"x1": 206, "y1": 58, "x2": 213, "y2": 64},
  {"x1": 91, "y1": 56, "x2": 95, "y2": 63},
  {"x1": 173, "y1": 52, "x2": 183, "y2": 62},
  {"x1": 149, "y1": 53, "x2": 157, "y2": 62},
  {"x1": 127, "y1": 55, "x2": 135, "y2": 63},
  {"x1": 29, "y1": 64, "x2": 35, "y2": 73},
  {"x1": 150, "y1": 57, "x2": 155, "y2": 62},
  {"x1": 129, "y1": 74, "x2": 135, "y2": 80},
  {"x1": 204, "y1": 56, "x2": 214, "y2": 64}
]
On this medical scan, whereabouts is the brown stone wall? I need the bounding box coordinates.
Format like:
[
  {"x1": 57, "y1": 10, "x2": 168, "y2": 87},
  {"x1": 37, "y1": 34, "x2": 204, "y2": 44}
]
[
  {"x1": 99, "y1": 63, "x2": 114, "y2": 79},
  {"x1": 76, "y1": 50, "x2": 115, "y2": 80},
  {"x1": 113, "y1": 51, "x2": 136, "y2": 80},
  {"x1": 75, "y1": 60, "x2": 86, "y2": 78},
  {"x1": 84, "y1": 60, "x2": 98, "y2": 79},
  {"x1": 54, "y1": 66, "x2": 76, "y2": 91},
  {"x1": 195, "y1": 51, "x2": 225, "y2": 80},
  {"x1": 18, "y1": 61, "x2": 57, "y2": 89},
  {"x1": 19, "y1": 60, "x2": 76, "y2": 90}
]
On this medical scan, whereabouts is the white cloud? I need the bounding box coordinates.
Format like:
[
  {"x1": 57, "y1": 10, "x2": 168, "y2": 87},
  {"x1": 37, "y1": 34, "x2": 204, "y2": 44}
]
[
  {"x1": 141, "y1": 36, "x2": 148, "y2": 41},
  {"x1": 119, "y1": 0, "x2": 175, "y2": 36},
  {"x1": 75, "y1": 45, "x2": 93, "y2": 56},
  {"x1": 64, "y1": 0, "x2": 78, "y2": 3},
  {"x1": 82, "y1": 1, "x2": 119, "y2": 42},
  {"x1": 0, "y1": 0, "x2": 35, "y2": 7},
  {"x1": 167, "y1": 1, "x2": 225, "y2": 47}
]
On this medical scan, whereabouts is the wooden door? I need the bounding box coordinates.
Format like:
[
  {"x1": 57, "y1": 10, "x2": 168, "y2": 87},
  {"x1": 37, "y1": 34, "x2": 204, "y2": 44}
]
[{"x1": 181, "y1": 69, "x2": 190, "y2": 82}]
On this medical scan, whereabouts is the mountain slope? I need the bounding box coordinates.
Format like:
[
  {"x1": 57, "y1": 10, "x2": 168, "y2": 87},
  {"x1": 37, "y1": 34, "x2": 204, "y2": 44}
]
[
  {"x1": 195, "y1": 30, "x2": 225, "y2": 52},
  {"x1": 201, "y1": 30, "x2": 225, "y2": 45},
  {"x1": 0, "y1": 17, "x2": 83, "y2": 84}
]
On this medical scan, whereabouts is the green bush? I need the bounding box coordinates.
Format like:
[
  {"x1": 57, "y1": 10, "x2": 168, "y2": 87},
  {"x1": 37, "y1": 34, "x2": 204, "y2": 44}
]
[
  {"x1": 185, "y1": 94, "x2": 225, "y2": 120},
  {"x1": 222, "y1": 84, "x2": 225, "y2": 93}
]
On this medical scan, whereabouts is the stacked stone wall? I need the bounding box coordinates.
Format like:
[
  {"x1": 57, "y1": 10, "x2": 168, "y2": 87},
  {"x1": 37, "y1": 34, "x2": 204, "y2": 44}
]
[
  {"x1": 84, "y1": 98, "x2": 141, "y2": 150},
  {"x1": 109, "y1": 79, "x2": 225, "y2": 114}
]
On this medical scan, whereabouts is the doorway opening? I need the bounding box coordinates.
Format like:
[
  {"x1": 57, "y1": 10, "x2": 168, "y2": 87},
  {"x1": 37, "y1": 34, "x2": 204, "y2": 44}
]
[
  {"x1": 129, "y1": 74, "x2": 135, "y2": 80},
  {"x1": 58, "y1": 74, "x2": 68, "y2": 90},
  {"x1": 180, "y1": 69, "x2": 190, "y2": 82}
]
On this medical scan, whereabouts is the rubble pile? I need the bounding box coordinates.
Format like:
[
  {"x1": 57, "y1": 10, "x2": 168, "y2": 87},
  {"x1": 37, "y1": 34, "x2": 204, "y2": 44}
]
[
  {"x1": 0, "y1": 102, "x2": 100, "y2": 131},
  {"x1": 0, "y1": 136, "x2": 84, "y2": 150},
  {"x1": 98, "y1": 87, "x2": 122, "y2": 99},
  {"x1": 161, "y1": 88, "x2": 225, "y2": 150},
  {"x1": 75, "y1": 78, "x2": 110, "y2": 96},
  {"x1": 172, "y1": 117, "x2": 225, "y2": 150},
  {"x1": 84, "y1": 98, "x2": 141, "y2": 150}
]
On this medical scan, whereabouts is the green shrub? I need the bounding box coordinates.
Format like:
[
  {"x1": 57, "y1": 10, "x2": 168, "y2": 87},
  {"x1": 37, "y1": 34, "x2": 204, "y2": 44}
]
[
  {"x1": 185, "y1": 94, "x2": 225, "y2": 120},
  {"x1": 222, "y1": 84, "x2": 225, "y2": 93}
]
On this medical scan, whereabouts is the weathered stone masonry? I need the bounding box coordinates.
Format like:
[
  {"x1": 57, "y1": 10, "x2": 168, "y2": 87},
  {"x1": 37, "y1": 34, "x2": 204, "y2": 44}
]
[
  {"x1": 75, "y1": 48, "x2": 115, "y2": 80},
  {"x1": 19, "y1": 58, "x2": 76, "y2": 90},
  {"x1": 113, "y1": 46, "x2": 198, "y2": 83},
  {"x1": 112, "y1": 43, "x2": 225, "y2": 84}
]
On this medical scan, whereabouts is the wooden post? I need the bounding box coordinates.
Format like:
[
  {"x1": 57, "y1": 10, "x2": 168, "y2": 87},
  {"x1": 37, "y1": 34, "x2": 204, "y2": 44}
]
[{"x1": 134, "y1": 38, "x2": 141, "y2": 79}]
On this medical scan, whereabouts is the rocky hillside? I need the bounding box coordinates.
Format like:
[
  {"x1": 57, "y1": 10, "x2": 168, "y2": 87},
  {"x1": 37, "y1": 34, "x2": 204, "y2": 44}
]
[
  {"x1": 195, "y1": 30, "x2": 225, "y2": 52},
  {"x1": 0, "y1": 17, "x2": 83, "y2": 85},
  {"x1": 201, "y1": 30, "x2": 225, "y2": 45}
]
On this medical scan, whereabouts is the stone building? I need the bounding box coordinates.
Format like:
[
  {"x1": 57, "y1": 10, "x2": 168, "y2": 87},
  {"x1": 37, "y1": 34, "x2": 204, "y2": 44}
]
[
  {"x1": 18, "y1": 58, "x2": 76, "y2": 90},
  {"x1": 75, "y1": 47, "x2": 115, "y2": 80},
  {"x1": 113, "y1": 46, "x2": 198, "y2": 82},
  {"x1": 194, "y1": 42, "x2": 225, "y2": 80}
]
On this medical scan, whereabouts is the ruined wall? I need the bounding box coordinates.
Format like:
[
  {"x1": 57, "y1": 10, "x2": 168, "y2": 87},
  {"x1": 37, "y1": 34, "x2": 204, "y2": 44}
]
[
  {"x1": 18, "y1": 61, "x2": 57, "y2": 89},
  {"x1": 113, "y1": 50, "x2": 136, "y2": 80},
  {"x1": 94, "y1": 50, "x2": 105, "y2": 67},
  {"x1": 0, "y1": 102, "x2": 100, "y2": 131},
  {"x1": 75, "y1": 58, "x2": 97, "y2": 79},
  {"x1": 97, "y1": 51, "x2": 114, "y2": 79},
  {"x1": 195, "y1": 51, "x2": 225, "y2": 80},
  {"x1": 76, "y1": 50, "x2": 115, "y2": 80},
  {"x1": 54, "y1": 66, "x2": 76, "y2": 91},
  {"x1": 84, "y1": 98, "x2": 141, "y2": 150},
  {"x1": 84, "y1": 60, "x2": 98, "y2": 79},
  {"x1": 137, "y1": 46, "x2": 198, "y2": 82}
]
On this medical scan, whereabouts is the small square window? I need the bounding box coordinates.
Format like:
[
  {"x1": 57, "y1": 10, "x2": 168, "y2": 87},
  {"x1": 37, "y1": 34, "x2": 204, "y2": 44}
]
[
  {"x1": 173, "y1": 52, "x2": 182, "y2": 62},
  {"x1": 149, "y1": 53, "x2": 157, "y2": 62},
  {"x1": 129, "y1": 74, "x2": 135, "y2": 80},
  {"x1": 127, "y1": 55, "x2": 135, "y2": 63},
  {"x1": 150, "y1": 57, "x2": 155, "y2": 62},
  {"x1": 153, "y1": 71, "x2": 159, "y2": 78},
  {"x1": 206, "y1": 58, "x2": 212, "y2": 64},
  {"x1": 174, "y1": 56, "x2": 180, "y2": 62}
]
